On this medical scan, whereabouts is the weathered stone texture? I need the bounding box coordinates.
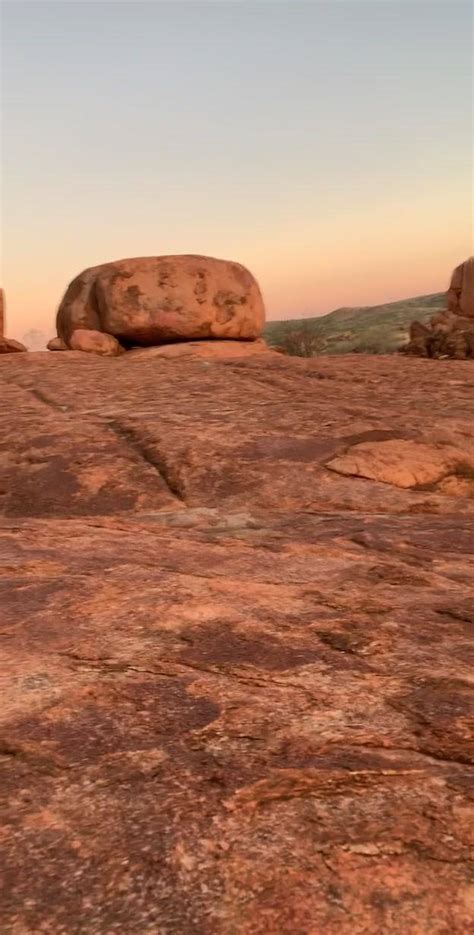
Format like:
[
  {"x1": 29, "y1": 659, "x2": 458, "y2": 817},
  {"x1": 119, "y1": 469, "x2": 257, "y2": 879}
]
[
  {"x1": 0, "y1": 351, "x2": 473, "y2": 934},
  {"x1": 402, "y1": 257, "x2": 474, "y2": 358},
  {"x1": 56, "y1": 255, "x2": 265, "y2": 347}
]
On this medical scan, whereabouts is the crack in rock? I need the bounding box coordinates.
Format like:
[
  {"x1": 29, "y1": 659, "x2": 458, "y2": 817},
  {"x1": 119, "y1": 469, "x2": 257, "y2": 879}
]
[{"x1": 108, "y1": 419, "x2": 186, "y2": 502}]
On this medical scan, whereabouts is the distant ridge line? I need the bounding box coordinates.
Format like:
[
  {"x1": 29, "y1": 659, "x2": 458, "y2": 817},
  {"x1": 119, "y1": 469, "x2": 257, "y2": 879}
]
[{"x1": 264, "y1": 292, "x2": 446, "y2": 355}]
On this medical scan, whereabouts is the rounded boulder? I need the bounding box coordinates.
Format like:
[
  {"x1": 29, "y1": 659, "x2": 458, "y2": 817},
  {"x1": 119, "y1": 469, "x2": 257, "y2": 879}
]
[
  {"x1": 0, "y1": 337, "x2": 28, "y2": 354},
  {"x1": 69, "y1": 329, "x2": 124, "y2": 357},
  {"x1": 56, "y1": 255, "x2": 265, "y2": 347},
  {"x1": 47, "y1": 336, "x2": 68, "y2": 352},
  {"x1": 447, "y1": 255, "x2": 474, "y2": 320}
]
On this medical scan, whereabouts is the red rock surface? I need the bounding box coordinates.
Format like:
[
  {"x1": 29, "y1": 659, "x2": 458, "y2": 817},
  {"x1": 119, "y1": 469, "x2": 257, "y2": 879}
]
[
  {"x1": 127, "y1": 337, "x2": 276, "y2": 361},
  {"x1": 402, "y1": 312, "x2": 474, "y2": 360},
  {"x1": 0, "y1": 336, "x2": 28, "y2": 354},
  {"x1": 56, "y1": 255, "x2": 265, "y2": 346},
  {"x1": 402, "y1": 257, "x2": 474, "y2": 358},
  {"x1": 47, "y1": 337, "x2": 68, "y2": 352},
  {"x1": 0, "y1": 289, "x2": 28, "y2": 353},
  {"x1": 69, "y1": 328, "x2": 124, "y2": 356},
  {"x1": 1, "y1": 351, "x2": 473, "y2": 934},
  {"x1": 448, "y1": 256, "x2": 474, "y2": 320}
]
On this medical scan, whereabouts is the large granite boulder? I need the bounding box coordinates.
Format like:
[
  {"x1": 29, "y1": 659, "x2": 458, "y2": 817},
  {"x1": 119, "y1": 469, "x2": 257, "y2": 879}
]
[
  {"x1": 56, "y1": 255, "x2": 265, "y2": 347},
  {"x1": 448, "y1": 255, "x2": 474, "y2": 319},
  {"x1": 0, "y1": 289, "x2": 27, "y2": 353},
  {"x1": 401, "y1": 258, "x2": 474, "y2": 358}
]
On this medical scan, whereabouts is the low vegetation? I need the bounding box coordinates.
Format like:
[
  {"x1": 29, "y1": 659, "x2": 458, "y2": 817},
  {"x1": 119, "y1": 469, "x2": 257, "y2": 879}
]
[{"x1": 265, "y1": 292, "x2": 445, "y2": 356}]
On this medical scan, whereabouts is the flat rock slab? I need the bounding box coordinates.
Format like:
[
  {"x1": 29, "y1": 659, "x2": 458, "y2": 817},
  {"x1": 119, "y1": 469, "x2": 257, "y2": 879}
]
[
  {"x1": 1, "y1": 352, "x2": 473, "y2": 933},
  {"x1": 126, "y1": 338, "x2": 276, "y2": 360}
]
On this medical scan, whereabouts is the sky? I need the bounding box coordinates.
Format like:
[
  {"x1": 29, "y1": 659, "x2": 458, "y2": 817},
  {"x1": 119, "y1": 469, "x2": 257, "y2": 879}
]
[{"x1": 1, "y1": 0, "x2": 472, "y2": 341}]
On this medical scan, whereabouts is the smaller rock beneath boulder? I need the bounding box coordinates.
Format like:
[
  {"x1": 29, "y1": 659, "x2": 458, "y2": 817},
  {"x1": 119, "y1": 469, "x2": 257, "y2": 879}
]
[
  {"x1": 47, "y1": 337, "x2": 68, "y2": 352},
  {"x1": 0, "y1": 337, "x2": 28, "y2": 354},
  {"x1": 69, "y1": 329, "x2": 124, "y2": 357},
  {"x1": 125, "y1": 338, "x2": 277, "y2": 361}
]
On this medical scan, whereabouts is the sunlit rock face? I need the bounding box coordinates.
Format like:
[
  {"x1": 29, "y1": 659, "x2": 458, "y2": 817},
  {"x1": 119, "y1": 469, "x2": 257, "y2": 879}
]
[
  {"x1": 448, "y1": 255, "x2": 474, "y2": 320},
  {"x1": 0, "y1": 289, "x2": 28, "y2": 354},
  {"x1": 56, "y1": 255, "x2": 266, "y2": 348},
  {"x1": 401, "y1": 257, "x2": 474, "y2": 358}
]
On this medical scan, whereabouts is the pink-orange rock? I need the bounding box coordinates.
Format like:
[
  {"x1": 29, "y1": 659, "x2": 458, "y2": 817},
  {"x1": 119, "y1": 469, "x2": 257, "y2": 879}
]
[
  {"x1": 409, "y1": 320, "x2": 430, "y2": 340},
  {"x1": 430, "y1": 309, "x2": 454, "y2": 332},
  {"x1": 0, "y1": 336, "x2": 28, "y2": 354},
  {"x1": 327, "y1": 438, "x2": 474, "y2": 489},
  {"x1": 126, "y1": 338, "x2": 276, "y2": 361},
  {"x1": 56, "y1": 255, "x2": 265, "y2": 346},
  {"x1": 402, "y1": 258, "x2": 474, "y2": 358},
  {"x1": 1, "y1": 351, "x2": 473, "y2": 933},
  {"x1": 437, "y1": 474, "x2": 474, "y2": 497},
  {"x1": 452, "y1": 315, "x2": 474, "y2": 332},
  {"x1": 47, "y1": 336, "x2": 68, "y2": 351},
  {"x1": 0, "y1": 290, "x2": 27, "y2": 352},
  {"x1": 69, "y1": 328, "x2": 123, "y2": 356},
  {"x1": 448, "y1": 255, "x2": 474, "y2": 319},
  {"x1": 0, "y1": 291, "x2": 27, "y2": 352},
  {"x1": 402, "y1": 308, "x2": 474, "y2": 359}
]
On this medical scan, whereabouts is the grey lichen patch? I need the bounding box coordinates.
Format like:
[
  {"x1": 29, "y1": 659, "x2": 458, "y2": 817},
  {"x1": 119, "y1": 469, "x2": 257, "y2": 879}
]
[
  {"x1": 213, "y1": 291, "x2": 248, "y2": 324},
  {"x1": 125, "y1": 285, "x2": 144, "y2": 310},
  {"x1": 157, "y1": 298, "x2": 184, "y2": 314},
  {"x1": 215, "y1": 307, "x2": 235, "y2": 324},
  {"x1": 157, "y1": 264, "x2": 178, "y2": 290},
  {"x1": 109, "y1": 270, "x2": 134, "y2": 283},
  {"x1": 213, "y1": 291, "x2": 247, "y2": 309},
  {"x1": 194, "y1": 272, "x2": 207, "y2": 304}
]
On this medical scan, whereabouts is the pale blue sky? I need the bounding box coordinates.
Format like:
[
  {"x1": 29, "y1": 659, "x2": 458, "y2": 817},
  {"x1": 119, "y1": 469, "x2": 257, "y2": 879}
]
[{"x1": 1, "y1": 0, "x2": 472, "y2": 337}]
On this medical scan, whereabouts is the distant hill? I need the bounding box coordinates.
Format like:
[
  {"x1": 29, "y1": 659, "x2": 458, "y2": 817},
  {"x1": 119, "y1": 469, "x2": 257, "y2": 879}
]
[{"x1": 264, "y1": 292, "x2": 446, "y2": 355}]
